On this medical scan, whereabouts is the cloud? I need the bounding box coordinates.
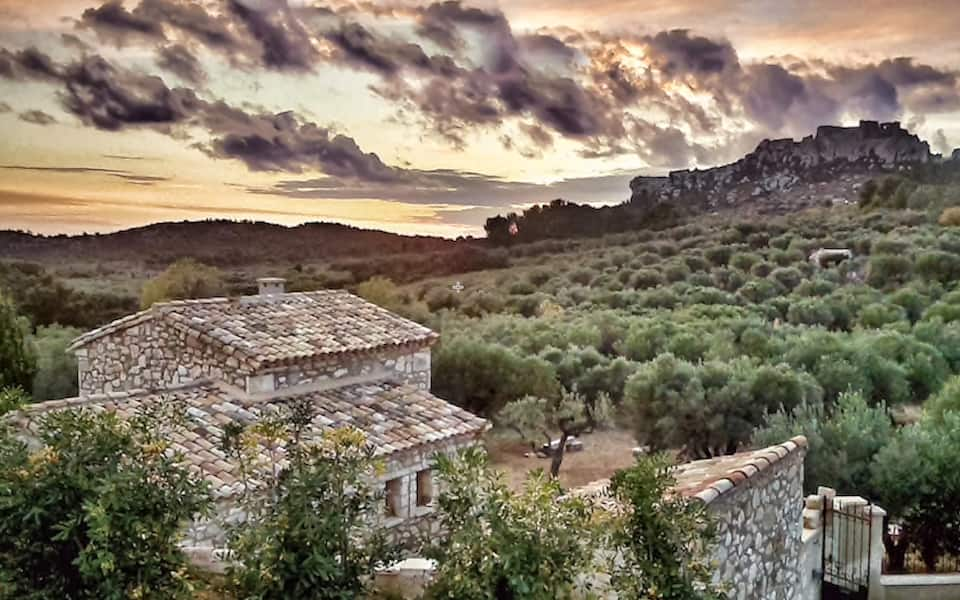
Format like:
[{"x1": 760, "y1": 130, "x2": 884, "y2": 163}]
[
  {"x1": 246, "y1": 168, "x2": 635, "y2": 208},
  {"x1": 933, "y1": 129, "x2": 953, "y2": 155},
  {"x1": 642, "y1": 29, "x2": 739, "y2": 78},
  {"x1": 78, "y1": 0, "x2": 165, "y2": 44},
  {"x1": 18, "y1": 110, "x2": 58, "y2": 125},
  {"x1": 0, "y1": 164, "x2": 170, "y2": 184},
  {"x1": 0, "y1": 101, "x2": 10, "y2": 113},
  {"x1": 227, "y1": 0, "x2": 317, "y2": 71},
  {"x1": 8, "y1": 1, "x2": 960, "y2": 175},
  {"x1": 156, "y1": 43, "x2": 206, "y2": 84}
]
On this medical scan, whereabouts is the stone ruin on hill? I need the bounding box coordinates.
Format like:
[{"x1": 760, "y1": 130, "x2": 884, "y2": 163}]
[{"x1": 630, "y1": 120, "x2": 959, "y2": 215}]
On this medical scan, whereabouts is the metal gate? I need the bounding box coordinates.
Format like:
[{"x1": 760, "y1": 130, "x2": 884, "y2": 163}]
[{"x1": 822, "y1": 499, "x2": 872, "y2": 599}]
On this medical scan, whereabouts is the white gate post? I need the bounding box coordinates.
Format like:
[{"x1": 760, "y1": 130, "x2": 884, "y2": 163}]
[{"x1": 868, "y1": 504, "x2": 887, "y2": 600}]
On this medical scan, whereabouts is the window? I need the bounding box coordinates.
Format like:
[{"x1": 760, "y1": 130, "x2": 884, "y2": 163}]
[
  {"x1": 385, "y1": 477, "x2": 403, "y2": 517},
  {"x1": 416, "y1": 469, "x2": 433, "y2": 507}
]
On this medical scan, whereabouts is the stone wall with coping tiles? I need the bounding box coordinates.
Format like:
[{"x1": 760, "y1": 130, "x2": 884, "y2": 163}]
[
  {"x1": 705, "y1": 446, "x2": 806, "y2": 600},
  {"x1": 75, "y1": 317, "x2": 250, "y2": 396}
]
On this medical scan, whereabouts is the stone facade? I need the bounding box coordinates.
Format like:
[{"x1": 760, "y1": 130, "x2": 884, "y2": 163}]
[
  {"x1": 707, "y1": 447, "x2": 806, "y2": 600},
  {"x1": 75, "y1": 316, "x2": 244, "y2": 395},
  {"x1": 267, "y1": 347, "x2": 432, "y2": 393},
  {"x1": 75, "y1": 315, "x2": 432, "y2": 396}
]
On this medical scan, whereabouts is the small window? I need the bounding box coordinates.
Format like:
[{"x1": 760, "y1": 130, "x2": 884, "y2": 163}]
[
  {"x1": 385, "y1": 477, "x2": 403, "y2": 517},
  {"x1": 416, "y1": 469, "x2": 433, "y2": 507}
]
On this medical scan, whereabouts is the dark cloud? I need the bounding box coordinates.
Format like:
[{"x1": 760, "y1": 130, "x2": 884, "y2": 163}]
[
  {"x1": 415, "y1": 1, "x2": 507, "y2": 49},
  {"x1": 156, "y1": 44, "x2": 206, "y2": 84},
  {"x1": 642, "y1": 29, "x2": 739, "y2": 78},
  {"x1": 0, "y1": 101, "x2": 11, "y2": 113},
  {"x1": 135, "y1": 0, "x2": 236, "y2": 49},
  {"x1": 246, "y1": 168, "x2": 634, "y2": 208},
  {"x1": 197, "y1": 103, "x2": 403, "y2": 178},
  {"x1": 0, "y1": 164, "x2": 170, "y2": 185},
  {"x1": 18, "y1": 110, "x2": 58, "y2": 125},
  {"x1": 0, "y1": 47, "x2": 61, "y2": 80},
  {"x1": 227, "y1": 0, "x2": 317, "y2": 70},
  {"x1": 60, "y1": 33, "x2": 91, "y2": 51},
  {"x1": 56, "y1": 54, "x2": 203, "y2": 131},
  {"x1": 323, "y1": 22, "x2": 461, "y2": 77},
  {"x1": 79, "y1": 0, "x2": 165, "y2": 43}
]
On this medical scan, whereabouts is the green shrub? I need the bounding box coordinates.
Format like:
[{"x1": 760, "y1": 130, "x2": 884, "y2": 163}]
[
  {"x1": 426, "y1": 448, "x2": 596, "y2": 599},
  {"x1": 730, "y1": 252, "x2": 761, "y2": 271},
  {"x1": 629, "y1": 269, "x2": 664, "y2": 289},
  {"x1": 704, "y1": 246, "x2": 733, "y2": 266},
  {"x1": 0, "y1": 406, "x2": 211, "y2": 599},
  {"x1": 865, "y1": 255, "x2": 913, "y2": 288},
  {"x1": 227, "y1": 425, "x2": 400, "y2": 599},
  {"x1": 567, "y1": 268, "x2": 596, "y2": 286},
  {"x1": 769, "y1": 266, "x2": 803, "y2": 290},
  {"x1": 857, "y1": 303, "x2": 908, "y2": 329},
  {"x1": 915, "y1": 250, "x2": 960, "y2": 283}
]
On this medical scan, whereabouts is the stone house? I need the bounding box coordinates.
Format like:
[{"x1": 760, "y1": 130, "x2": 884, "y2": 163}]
[{"x1": 17, "y1": 278, "x2": 488, "y2": 551}]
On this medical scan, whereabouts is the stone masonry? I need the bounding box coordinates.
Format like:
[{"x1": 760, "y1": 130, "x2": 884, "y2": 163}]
[{"x1": 703, "y1": 442, "x2": 806, "y2": 599}]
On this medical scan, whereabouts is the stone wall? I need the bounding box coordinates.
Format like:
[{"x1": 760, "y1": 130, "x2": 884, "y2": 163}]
[
  {"x1": 76, "y1": 314, "x2": 432, "y2": 396},
  {"x1": 264, "y1": 347, "x2": 432, "y2": 393},
  {"x1": 75, "y1": 316, "x2": 248, "y2": 395},
  {"x1": 707, "y1": 447, "x2": 806, "y2": 600}
]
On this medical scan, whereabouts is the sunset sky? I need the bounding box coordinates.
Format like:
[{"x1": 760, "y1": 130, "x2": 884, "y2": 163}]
[{"x1": 1, "y1": 0, "x2": 959, "y2": 237}]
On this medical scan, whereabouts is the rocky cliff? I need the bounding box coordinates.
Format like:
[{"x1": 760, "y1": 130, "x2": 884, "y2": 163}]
[{"x1": 630, "y1": 121, "x2": 956, "y2": 214}]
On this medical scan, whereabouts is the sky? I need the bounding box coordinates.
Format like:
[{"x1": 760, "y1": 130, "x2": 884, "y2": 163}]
[{"x1": 1, "y1": 1, "x2": 959, "y2": 238}]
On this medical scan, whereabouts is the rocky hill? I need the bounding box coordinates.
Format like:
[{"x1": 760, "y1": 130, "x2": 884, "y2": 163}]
[{"x1": 630, "y1": 120, "x2": 958, "y2": 214}]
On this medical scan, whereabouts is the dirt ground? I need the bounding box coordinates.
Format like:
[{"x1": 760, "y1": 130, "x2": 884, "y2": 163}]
[{"x1": 486, "y1": 428, "x2": 639, "y2": 491}]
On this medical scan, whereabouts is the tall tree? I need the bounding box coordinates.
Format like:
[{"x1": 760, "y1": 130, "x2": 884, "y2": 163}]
[{"x1": 0, "y1": 290, "x2": 35, "y2": 394}]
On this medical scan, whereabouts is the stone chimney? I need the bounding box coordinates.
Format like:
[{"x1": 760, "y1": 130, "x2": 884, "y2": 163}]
[{"x1": 257, "y1": 277, "x2": 286, "y2": 296}]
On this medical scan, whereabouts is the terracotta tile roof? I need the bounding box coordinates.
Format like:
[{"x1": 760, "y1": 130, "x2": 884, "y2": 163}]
[
  {"x1": 572, "y1": 436, "x2": 808, "y2": 507},
  {"x1": 12, "y1": 379, "x2": 487, "y2": 499},
  {"x1": 68, "y1": 290, "x2": 438, "y2": 367}
]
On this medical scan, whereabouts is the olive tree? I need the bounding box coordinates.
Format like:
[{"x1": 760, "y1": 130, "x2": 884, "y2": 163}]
[{"x1": 498, "y1": 388, "x2": 611, "y2": 477}]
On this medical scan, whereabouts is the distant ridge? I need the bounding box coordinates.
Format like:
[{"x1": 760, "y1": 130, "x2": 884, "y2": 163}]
[{"x1": 0, "y1": 219, "x2": 454, "y2": 265}]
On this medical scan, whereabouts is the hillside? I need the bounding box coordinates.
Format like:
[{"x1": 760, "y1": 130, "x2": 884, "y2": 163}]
[{"x1": 0, "y1": 219, "x2": 457, "y2": 267}]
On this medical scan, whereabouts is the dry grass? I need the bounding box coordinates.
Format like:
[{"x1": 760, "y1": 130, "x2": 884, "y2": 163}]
[{"x1": 486, "y1": 428, "x2": 639, "y2": 491}]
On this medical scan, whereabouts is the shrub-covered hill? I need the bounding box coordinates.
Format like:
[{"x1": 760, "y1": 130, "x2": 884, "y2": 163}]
[{"x1": 378, "y1": 206, "x2": 960, "y2": 458}]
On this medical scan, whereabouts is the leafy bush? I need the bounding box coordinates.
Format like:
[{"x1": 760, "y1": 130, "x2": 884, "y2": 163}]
[
  {"x1": 865, "y1": 254, "x2": 913, "y2": 288},
  {"x1": 140, "y1": 258, "x2": 226, "y2": 309},
  {"x1": 432, "y1": 336, "x2": 559, "y2": 416},
  {"x1": 629, "y1": 269, "x2": 664, "y2": 289},
  {"x1": 607, "y1": 454, "x2": 727, "y2": 600},
  {"x1": 0, "y1": 291, "x2": 34, "y2": 394},
  {"x1": 753, "y1": 391, "x2": 893, "y2": 494},
  {"x1": 30, "y1": 325, "x2": 83, "y2": 401},
  {"x1": 426, "y1": 448, "x2": 597, "y2": 599},
  {"x1": 624, "y1": 354, "x2": 820, "y2": 458},
  {"x1": 914, "y1": 250, "x2": 960, "y2": 283},
  {"x1": 0, "y1": 406, "x2": 211, "y2": 599},
  {"x1": 226, "y1": 422, "x2": 400, "y2": 599}
]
